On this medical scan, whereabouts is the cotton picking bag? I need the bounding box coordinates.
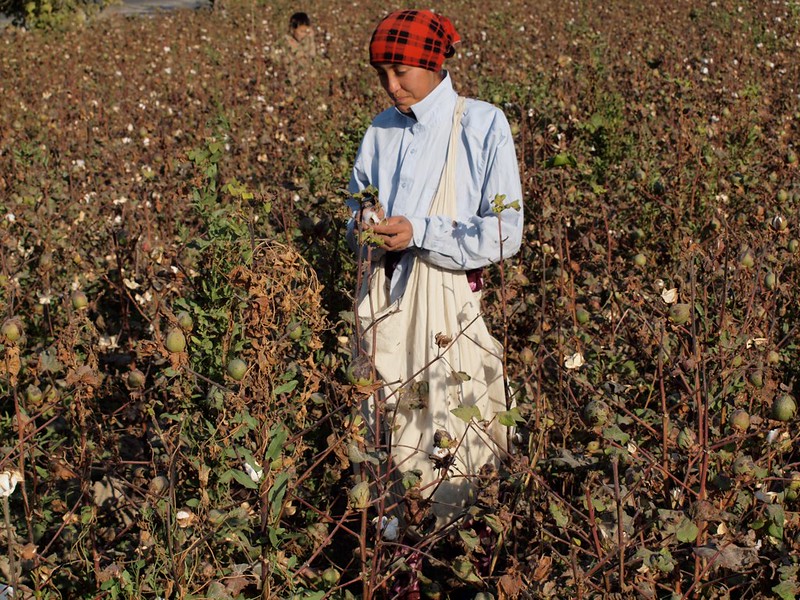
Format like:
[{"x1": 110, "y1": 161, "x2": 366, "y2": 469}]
[{"x1": 356, "y1": 97, "x2": 509, "y2": 523}]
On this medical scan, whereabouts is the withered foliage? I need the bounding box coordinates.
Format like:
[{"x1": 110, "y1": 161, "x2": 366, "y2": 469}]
[{"x1": 1, "y1": 0, "x2": 800, "y2": 598}]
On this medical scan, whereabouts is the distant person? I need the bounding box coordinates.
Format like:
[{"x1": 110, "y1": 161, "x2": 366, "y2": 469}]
[
  {"x1": 285, "y1": 11, "x2": 316, "y2": 58},
  {"x1": 277, "y1": 11, "x2": 319, "y2": 88}
]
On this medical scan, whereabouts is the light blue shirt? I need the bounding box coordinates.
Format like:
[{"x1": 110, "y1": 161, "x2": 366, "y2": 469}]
[{"x1": 347, "y1": 72, "x2": 523, "y2": 271}]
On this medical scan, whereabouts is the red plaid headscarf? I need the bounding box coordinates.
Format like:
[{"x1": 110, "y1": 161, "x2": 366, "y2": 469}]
[{"x1": 369, "y1": 10, "x2": 461, "y2": 72}]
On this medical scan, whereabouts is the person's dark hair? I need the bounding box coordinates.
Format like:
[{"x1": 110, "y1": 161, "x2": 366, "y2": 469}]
[{"x1": 289, "y1": 12, "x2": 311, "y2": 29}]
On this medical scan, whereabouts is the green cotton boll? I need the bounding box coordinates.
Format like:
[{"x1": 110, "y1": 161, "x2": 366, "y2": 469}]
[
  {"x1": 728, "y1": 409, "x2": 750, "y2": 432},
  {"x1": 583, "y1": 400, "x2": 610, "y2": 427},
  {"x1": 748, "y1": 369, "x2": 764, "y2": 389},
  {"x1": 738, "y1": 248, "x2": 755, "y2": 268},
  {"x1": 226, "y1": 358, "x2": 247, "y2": 381},
  {"x1": 732, "y1": 454, "x2": 756, "y2": 477},
  {"x1": 1, "y1": 319, "x2": 22, "y2": 343},
  {"x1": 165, "y1": 328, "x2": 186, "y2": 353},
  {"x1": 772, "y1": 395, "x2": 797, "y2": 422},
  {"x1": 668, "y1": 303, "x2": 692, "y2": 325}
]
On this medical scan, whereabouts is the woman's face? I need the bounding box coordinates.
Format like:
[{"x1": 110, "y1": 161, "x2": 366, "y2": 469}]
[{"x1": 373, "y1": 63, "x2": 443, "y2": 114}]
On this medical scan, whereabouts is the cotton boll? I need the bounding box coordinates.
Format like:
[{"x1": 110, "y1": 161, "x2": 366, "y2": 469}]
[
  {"x1": 0, "y1": 470, "x2": 23, "y2": 498},
  {"x1": 361, "y1": 207, "x2": 382, "y2": 225},
  {"x1": 373, "y1": 516, "x2": 399, "y2": 541}
]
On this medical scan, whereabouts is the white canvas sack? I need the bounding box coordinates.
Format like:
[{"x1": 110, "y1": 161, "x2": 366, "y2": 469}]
[{"x1": 356, "y1": 97, "x2": 509, "y2": 522}]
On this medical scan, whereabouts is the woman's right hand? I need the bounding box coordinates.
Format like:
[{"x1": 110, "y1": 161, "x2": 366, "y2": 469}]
[{"x1": 370, "y1": 216, "x2": 414, "y2": 251}]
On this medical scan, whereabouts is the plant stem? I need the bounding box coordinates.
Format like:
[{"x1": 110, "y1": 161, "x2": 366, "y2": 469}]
[
  {"x1": 3, "y1": 495, "x2": 17, "y2": 596},
  {"x1": 612, "y1": 457, "x2": 625, "y2": 592},
  {"x1": 360, "y1": 504, "x2": 370, "y2": 600},
  {"x1": 658, "y1": 323, "x2": 670, "y2": 504}
]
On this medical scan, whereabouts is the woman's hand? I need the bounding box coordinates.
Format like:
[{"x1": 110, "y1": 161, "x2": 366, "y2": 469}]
[{"x1": 370, "y1": 216, "x2": 414, "y2": 251}]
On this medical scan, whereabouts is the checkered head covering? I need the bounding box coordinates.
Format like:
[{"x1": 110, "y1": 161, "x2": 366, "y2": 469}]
[{"x1": 369, "y1": 10, "x2": 461, "y2": 72}]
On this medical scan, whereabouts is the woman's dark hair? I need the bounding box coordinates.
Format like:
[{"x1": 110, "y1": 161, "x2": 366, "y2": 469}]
[{"x1": 289, "y1": 12, "x2": 311, "y2": 29}]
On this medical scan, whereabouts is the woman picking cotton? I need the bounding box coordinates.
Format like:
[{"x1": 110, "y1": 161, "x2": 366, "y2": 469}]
[{"x1": 347, "y1": 9, "x2": 524, "y2": 528}]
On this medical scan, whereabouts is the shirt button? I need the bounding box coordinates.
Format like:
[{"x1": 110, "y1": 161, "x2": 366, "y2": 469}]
[
  {"x1": 410, "y1": 149, "x2": 416, "y2": 155},
  {"x1": 401, "y1": 183, "x2": 407, "y2": 189}
]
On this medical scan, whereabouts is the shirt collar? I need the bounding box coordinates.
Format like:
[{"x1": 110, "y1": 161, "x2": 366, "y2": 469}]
[{"x1": 394, "y1": 70, "x2": 456, "y2": 125}]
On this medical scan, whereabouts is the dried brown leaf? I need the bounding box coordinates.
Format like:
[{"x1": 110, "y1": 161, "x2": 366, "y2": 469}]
[
  {"x1": 498, "y1": 569, "x2": 526, "y2": 600},
  {"x1": 693, "y1": 541, "x2": 760, "y2": 571},
  {"x1": 532, "y1": 554, "x2": 552, "y2": 581},
  {"x1": 0, "y1": 345, "x2": 21, "y2": 385}
]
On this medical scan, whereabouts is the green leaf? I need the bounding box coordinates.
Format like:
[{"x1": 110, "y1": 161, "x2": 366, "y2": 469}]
[
  {"x1": 269, "y1": 472, "x2": 291, "y2": 520},
  {"x1": 590, "y1": 181, "x2": 607, "y2": 195},
  {"x1": 231, "y1": 469, "x2": 259, "y2": 490},
  {"x1": 602, "y1": 424, "x2": 630, "y2": 445},
  {"x1": 161, "y1": 412, "x2": 185, "y2": 422},
  {"x1": 767, "y1": 503, "x2": 785, "y2": 540},
  {"x1": 206, "y1": 582, "x2": 231, "y2": 599},
  {"x1": 453, "y1": 370, "x2": 472, "y2": 381},
  {"x1": 459, "y1": 529, "x2": 480, "y2": 551},
  {"x1": 80, "y1": 505, "x2": 95, "y2": 525},
  {"x1": 452, "y1": 556, "x2": 483, "y2": 584},
  {"x1": 767, "y1": 503, "x2": 786, "y2": 521},
  {"x1": 490, "y1": 193, "x2": 522, "y2": 214},
  {"x1": 401, "y1": 469, "x2": 421, "y2": 490},
  {"x1": 675, "y1": 518, "x2": 699, "y2": 543},
  {"x1": 653, "y1": 548, "x2": 676, "y2": 573},
  {"x1": 483, "y1": 513, "x2": 504, "y2": 534},
  {"x1": 268, "y1": 525, "x2": 285, "y2": 548},
  {"x1": 754, "y1": 465, "x2": 769, "y2": 479},
  {"x1": 266, "y1": 427, "x2": 288, "y2": 462},
  {"x1": 545, "y1": 152, "x2": 577, "y2": 169},
  {"x1": 497, "y1": 407, "x2": 525, "y2": 427},
  {"x1": 273, "y1": 379, "x2": 298, "y2": 396},
  {"x1": 451, "y1": 404, "x2": 482, "y2": 423},
  {"x1": 549, "y1": 502, "x2": 569, "y2": 528},
  {"x1": 769, "y1": 521, "x2": 784, "y2": 540},
  {"x1": 347, "y1": 443, "x2": 380, "y2": 465},
  {"x1": 773, "y1": 581, "x2": 798, "y2": 600}
]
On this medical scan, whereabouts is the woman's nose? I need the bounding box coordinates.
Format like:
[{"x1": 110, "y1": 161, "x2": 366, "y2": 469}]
[{"x1": 384, "y1": 72, "x2": 401, "y2": 93}]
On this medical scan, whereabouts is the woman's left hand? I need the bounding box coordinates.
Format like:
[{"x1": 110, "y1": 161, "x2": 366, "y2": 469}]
[{"x1": 370, "y1": 216, "x2": 414, "y2": 251}]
